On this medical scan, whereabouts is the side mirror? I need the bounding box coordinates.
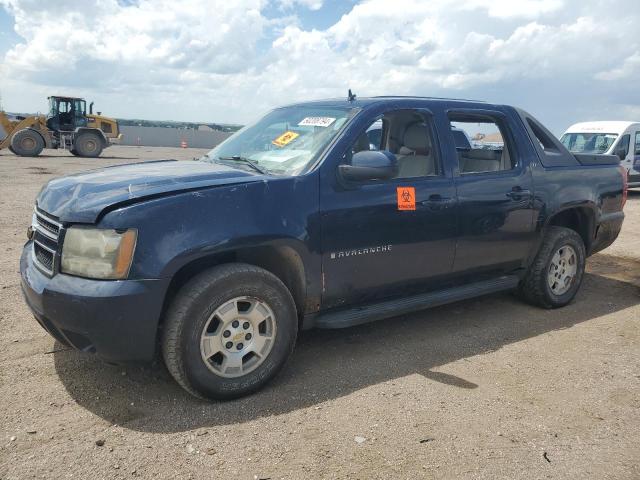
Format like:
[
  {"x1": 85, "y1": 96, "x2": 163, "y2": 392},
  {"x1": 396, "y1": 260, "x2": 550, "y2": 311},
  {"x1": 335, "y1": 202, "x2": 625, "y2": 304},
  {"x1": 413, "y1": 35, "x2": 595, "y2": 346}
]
[
  {"x1": 615, "y1": 147, "x2": 627, "y2": 160},
  {"x1": 339, "y1": 150, "x2": 398, "y2": 182}
]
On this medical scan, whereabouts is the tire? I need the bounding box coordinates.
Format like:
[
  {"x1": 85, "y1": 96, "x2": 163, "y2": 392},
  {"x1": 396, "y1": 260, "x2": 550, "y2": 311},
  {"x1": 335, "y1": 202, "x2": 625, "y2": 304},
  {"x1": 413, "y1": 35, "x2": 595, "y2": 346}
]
[
  {"x1": 517, "y1": 226, "x2": 586, "y2": 308},
  {"x1": 162, "y1": 263, "x2": 298, "y2": 400},
  {"x1": 73, "y1": 132, "x2": 103, "y2": 157},
  {"x1": 70, "y1": 149, "x2": 80, "y2": 156},
  {"x1": 10, "y1": 129, "x2": 44, "y2": 157}
]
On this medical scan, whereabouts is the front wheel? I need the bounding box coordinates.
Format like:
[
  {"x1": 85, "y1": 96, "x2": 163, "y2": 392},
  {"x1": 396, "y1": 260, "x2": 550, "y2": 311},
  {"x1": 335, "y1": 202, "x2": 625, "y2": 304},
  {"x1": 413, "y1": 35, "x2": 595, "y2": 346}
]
[
  {"x1": 10, "y1": 129, "x2": 44, "y2": 157},
  {"x1": 73, "y1": 132, "x2": 103, "y2": 157},
  {"x1": 162, "y1": 263, "x2": 298, "y2": 400},
  {"x1": 517, "y1": 226, "x2": 586, "y2": 308}
]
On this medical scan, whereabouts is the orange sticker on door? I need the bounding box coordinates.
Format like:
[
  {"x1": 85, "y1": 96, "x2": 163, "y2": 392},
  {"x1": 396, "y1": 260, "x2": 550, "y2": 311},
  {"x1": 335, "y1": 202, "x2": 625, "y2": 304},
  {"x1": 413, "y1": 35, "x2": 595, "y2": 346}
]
[{"x1": 397, "y1": 187, "x2": 416, "y2": 210}]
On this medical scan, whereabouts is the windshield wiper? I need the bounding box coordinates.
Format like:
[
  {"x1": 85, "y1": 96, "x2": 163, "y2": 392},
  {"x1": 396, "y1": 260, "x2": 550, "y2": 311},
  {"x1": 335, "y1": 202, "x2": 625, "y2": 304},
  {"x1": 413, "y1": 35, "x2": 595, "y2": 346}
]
[{"x1": 218, "y1": 155, "x2": 267, "y2": 175}]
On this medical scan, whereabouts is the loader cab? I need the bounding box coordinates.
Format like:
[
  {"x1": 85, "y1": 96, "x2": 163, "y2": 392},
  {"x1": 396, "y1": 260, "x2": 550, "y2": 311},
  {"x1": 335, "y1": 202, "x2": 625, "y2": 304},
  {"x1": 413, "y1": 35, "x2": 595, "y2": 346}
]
[{"x1": 47, "y1": 96, "x2": 88, "y2": 132}]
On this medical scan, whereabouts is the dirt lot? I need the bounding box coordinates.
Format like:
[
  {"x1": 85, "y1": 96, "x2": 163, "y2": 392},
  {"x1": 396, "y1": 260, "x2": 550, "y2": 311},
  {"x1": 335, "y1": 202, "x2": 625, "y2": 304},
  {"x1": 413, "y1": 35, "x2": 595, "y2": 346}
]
[{"x1": 1, "y1": 146, "x2": 639, "y2": 479}]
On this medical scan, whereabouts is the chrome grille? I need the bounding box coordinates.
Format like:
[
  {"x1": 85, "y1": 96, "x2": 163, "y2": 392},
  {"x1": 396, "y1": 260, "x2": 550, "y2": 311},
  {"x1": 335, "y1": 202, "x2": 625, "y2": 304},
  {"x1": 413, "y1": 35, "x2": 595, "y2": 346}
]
[{"x1": 32, "y1": 207, "x2": 62, "y2": 276}]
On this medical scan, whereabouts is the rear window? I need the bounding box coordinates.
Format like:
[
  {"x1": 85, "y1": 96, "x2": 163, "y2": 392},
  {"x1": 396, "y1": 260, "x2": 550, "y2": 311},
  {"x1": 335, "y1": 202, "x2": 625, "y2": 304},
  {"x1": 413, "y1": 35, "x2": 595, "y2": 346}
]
[{"x1": 560, "y1": 132, "x2": 618, "y2": 154}]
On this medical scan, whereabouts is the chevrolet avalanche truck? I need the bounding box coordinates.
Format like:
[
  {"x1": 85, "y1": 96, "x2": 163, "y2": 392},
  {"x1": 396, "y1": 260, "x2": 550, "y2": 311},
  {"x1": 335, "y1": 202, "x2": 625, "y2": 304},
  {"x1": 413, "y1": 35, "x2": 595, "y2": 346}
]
[{"x1": 20, "y1": 97, "x2": 627, "y2": 400}]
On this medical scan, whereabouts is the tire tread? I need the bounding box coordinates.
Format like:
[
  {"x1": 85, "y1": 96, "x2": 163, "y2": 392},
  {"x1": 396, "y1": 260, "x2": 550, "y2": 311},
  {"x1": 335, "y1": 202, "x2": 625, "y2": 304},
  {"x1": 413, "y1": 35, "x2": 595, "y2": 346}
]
[
  {"x1": 518, "y1": 226, "x2": 585, "y2": 309},
  {"x1": 161, "y1": 263, "x2": 296, "y2": 400}
]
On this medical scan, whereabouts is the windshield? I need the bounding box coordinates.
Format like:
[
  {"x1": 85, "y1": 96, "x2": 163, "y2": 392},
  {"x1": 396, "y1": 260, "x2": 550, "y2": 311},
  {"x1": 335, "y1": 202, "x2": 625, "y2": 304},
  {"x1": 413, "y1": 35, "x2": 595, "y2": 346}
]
[
  {"x1": 203, "y1": 105, "x2": 357, "y2": 175},
  {"x1": 560, "y1": 132, "x2": 618, "y2": 154}
]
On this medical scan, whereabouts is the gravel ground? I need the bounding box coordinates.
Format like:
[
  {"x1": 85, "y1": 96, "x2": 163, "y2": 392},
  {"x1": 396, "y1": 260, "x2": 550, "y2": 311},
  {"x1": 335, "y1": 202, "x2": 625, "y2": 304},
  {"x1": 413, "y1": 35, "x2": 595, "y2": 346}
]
[{"x1": 0, "y1": 146, "x2": 639, "y2": 479}]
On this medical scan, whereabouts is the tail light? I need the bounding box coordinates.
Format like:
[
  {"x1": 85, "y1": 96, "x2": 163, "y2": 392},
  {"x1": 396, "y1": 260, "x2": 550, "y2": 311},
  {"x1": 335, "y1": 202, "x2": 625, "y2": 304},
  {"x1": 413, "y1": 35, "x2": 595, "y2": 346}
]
[{"x1": 619, "y1": 165, "x2": 628, "y2": 209}]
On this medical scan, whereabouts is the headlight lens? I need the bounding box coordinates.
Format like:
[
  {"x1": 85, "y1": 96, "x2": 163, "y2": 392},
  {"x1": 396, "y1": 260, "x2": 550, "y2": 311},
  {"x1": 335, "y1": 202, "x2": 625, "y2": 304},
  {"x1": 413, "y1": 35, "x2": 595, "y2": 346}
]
[{"x1": 61, "y1": 228, "x2": 137, "y2": 279}]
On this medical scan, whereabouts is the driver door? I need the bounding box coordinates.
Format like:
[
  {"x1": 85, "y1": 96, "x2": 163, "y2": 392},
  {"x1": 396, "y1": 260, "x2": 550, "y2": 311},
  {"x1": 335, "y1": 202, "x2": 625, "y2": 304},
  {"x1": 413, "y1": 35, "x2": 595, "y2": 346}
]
[{"x1": 319, "y1": 109, "x2": 458, "y2": 309}]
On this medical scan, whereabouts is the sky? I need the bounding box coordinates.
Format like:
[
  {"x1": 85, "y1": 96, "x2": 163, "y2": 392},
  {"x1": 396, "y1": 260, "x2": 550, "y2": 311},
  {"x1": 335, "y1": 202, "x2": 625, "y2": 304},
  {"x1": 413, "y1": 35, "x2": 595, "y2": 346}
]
[{"x1": 0, "y1": 0, "x2": 639, "y2": 134}]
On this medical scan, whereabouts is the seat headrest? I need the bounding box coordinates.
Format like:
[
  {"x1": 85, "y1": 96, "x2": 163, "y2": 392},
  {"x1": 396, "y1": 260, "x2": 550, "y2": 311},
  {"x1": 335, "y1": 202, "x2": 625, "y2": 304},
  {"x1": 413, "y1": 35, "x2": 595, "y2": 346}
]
[{"x1": 403, "y1": 123, "x2": 430, "y2": 152}]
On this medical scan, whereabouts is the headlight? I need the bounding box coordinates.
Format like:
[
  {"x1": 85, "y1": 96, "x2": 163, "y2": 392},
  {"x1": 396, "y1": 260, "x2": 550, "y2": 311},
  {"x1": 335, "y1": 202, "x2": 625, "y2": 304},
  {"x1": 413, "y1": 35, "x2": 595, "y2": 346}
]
[{"x1": 61, "y1": 228, "x2": 137, "y2": 279}]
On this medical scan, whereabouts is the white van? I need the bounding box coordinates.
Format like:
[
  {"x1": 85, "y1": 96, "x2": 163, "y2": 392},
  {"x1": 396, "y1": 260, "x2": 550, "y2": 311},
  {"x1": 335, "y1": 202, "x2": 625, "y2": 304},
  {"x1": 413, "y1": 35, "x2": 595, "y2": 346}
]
[{"x1": 561, "y1": 121, "x2": 640, "y2": 187}]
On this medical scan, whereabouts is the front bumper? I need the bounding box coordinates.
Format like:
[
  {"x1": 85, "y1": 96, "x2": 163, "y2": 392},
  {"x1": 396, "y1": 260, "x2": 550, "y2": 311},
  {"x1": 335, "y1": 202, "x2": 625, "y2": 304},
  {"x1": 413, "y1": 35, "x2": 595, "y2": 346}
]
[
  {"x1": 628, "y1": 173, "x2": 640, "y2": 188},
  {"x1": 20, "y1": 243, "x2": 169, "y2": 363}
]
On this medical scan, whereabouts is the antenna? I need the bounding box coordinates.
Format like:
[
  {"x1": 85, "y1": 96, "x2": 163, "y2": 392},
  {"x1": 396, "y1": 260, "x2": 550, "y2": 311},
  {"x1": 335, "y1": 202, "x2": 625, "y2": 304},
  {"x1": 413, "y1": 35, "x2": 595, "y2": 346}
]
[{"x1": 348, "y1": 89, "x2": 357, "y2": 102}]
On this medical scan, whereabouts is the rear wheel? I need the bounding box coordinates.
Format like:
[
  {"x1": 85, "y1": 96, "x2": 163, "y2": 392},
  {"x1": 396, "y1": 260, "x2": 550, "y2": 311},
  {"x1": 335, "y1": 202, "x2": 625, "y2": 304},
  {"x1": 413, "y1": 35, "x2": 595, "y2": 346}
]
[
  {"x1": 10, "y1": 129, "x2": 44, "y2": 157},
  {"x1": 162, "y1": 263, "x2": 298, "y2": 400},
  {"x1": 517, "y1": 226, "x2": 586, "y2": 308},
  {"x1": 73, "y1": 132, "x2": 103, "y2": 157}
]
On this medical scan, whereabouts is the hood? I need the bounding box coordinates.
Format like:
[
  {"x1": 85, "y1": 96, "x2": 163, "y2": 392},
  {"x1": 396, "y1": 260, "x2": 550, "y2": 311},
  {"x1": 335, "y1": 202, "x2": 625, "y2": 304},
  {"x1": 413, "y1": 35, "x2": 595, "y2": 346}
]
[{"x1": 37, "y1": 160, "x2": 261, "y2": 223}]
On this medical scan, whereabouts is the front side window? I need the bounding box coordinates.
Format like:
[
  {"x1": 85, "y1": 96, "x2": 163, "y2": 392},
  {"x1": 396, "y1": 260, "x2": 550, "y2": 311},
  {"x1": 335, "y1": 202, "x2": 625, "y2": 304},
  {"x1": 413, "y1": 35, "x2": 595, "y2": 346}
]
[
  {"x1": 58, "y1": 101, "x2": 70, "y2": 113},
  {"x1": 616, "y1": 134, "x2": 630, "y2": 158},
  {"x1": 74, "y1": 99, "x2": 86, "y2": 115},
  {"x1": 449, "y1": 114, "x2": 514, "y2": 173},
  {"x1": 346, "y1": 110, "x2": 440, "y2": 179},
  {"x1": 560, "y1": 132, "x2": 618, "y2": 154},
  {"x1": 204, "y1": 106, "x2": 357, "y2": 176}
]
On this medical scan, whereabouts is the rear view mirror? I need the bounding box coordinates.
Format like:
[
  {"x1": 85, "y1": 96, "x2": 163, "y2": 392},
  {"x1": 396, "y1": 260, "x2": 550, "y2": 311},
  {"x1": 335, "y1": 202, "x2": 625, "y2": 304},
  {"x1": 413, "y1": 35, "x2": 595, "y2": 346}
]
[
  {"x1": 339, "y1": 150, "x2": 398, "y2": 182},
  {"x1": 615, "y1": 147, "x2": 627, "y2": 160}
]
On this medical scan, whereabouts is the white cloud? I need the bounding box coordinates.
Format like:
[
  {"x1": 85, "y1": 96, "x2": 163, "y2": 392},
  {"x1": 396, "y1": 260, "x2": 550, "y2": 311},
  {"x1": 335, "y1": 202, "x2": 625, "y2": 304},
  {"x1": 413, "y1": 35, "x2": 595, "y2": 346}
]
[
  {"x1": 461, "y1": 0, "x2": 564, "y2": 18},
  {"x1": 0, "y1": 0, "x2": 639, "y2": 131},
  {"x1": 278, "y1": 0, "x2": 323, "y2": 10},
  {"x1": 596, "y1": 51, "x2": 640, "y2": 81}
]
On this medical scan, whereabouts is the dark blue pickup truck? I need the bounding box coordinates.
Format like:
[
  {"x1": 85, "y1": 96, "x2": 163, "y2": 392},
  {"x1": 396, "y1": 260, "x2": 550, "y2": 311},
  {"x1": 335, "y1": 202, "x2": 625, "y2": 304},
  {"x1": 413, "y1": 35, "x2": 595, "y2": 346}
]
[{"x1": 20, "y1": 96, "x2": 626, "y2": 400}]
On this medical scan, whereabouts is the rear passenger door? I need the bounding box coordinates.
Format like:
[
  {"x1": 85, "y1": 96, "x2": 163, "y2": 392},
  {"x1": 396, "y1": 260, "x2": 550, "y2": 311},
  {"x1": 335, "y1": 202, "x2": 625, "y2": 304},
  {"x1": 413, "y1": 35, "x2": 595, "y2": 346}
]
[{"x1": 447, "y1": 109, "x2": 536, "y2": 275}]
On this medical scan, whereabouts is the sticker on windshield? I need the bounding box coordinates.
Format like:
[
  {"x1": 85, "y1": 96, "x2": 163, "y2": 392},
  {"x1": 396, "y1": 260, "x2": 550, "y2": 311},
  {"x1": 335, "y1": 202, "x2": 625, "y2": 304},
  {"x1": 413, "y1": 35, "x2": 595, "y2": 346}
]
[
  {"x1": 272, "y1": 131, "x2": 300, "y2": 147},
  {"x1": 298, "y1": 117, "x2": 336, "y2": 128}
]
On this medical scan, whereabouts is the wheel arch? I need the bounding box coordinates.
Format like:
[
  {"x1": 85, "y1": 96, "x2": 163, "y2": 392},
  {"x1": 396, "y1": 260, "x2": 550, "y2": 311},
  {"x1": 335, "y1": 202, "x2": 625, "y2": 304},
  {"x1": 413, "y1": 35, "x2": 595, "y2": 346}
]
[
  {"x1": 160, "y1": 244, "x2": 308, "y2": 327},
  {"x1": 545, "y1": 205, "x2": 596, "y2": 253},
  {"x1": 75, "y1": 127, "x2": 108, "y2": 147}
]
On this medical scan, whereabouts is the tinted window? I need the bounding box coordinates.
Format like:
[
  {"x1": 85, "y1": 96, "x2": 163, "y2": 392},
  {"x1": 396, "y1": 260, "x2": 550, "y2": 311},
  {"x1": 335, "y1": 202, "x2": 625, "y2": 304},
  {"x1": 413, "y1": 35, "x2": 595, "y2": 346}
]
[
  {"x1": 348, "y1": 110, "x2": 440, "y2": 179},
  {"x1": 449, "y1": 115, "x2": 514, "y2": 173},
  {"x1": 635, "y1": 132, "x2": 640, "y2": 155},
  {"x1": 452, "y1": 129, "x2": 471, "y2": 150},
  {"x1": 616, "y1": 134, "x2": 630, "y2": 158},
  {"x1": 366, "y1": 119, "x2": 383, "y2": 151},
  {"x1": 58, "y1": 101, "x2": 70, "y2": 113},
  {"x1": 561, "y1": 132, "x2": 618, "y2": 154}
]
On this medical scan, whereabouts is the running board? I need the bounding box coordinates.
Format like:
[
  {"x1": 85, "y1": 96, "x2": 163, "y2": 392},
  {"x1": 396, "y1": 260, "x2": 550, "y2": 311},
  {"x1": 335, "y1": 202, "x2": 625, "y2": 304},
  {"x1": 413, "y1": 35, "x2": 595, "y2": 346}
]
[{"x1": 312, "y1": 275, "x2": 520, "y2": 329}]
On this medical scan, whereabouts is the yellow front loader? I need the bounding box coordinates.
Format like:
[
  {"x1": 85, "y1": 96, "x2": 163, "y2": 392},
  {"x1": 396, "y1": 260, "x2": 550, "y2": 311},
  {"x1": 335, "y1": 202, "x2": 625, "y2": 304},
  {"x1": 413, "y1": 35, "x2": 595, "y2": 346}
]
[{"x1": 0, "y1": 96, "x2": 121, "y2": 158}]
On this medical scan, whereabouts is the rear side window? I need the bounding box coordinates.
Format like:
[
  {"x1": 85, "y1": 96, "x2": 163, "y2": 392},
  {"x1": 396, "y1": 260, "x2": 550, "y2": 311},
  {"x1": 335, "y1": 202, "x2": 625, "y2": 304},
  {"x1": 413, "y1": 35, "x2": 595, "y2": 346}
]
[
  {"x1": 448, "y1": 114, "x2": 514, "y2": 174},
  {"x1": 636, "y1": 132, "x2": 640, "y2": 155},
  {"x1": 518, "y1": 110, "x2": 578, "y2": 167},
  {"x1": 527, "y1": 118, "x2": 562, "y2": 154}
]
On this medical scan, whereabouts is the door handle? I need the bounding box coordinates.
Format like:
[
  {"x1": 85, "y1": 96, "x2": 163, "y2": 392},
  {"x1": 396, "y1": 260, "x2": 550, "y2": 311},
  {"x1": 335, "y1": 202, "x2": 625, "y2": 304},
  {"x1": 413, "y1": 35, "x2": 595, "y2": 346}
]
[
  {"x1": 506, "y1": 187, "x2": 531, "y2": 201},
  {"x1": 421, "y1": 194, "x2": 455, "y2": 209}
]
